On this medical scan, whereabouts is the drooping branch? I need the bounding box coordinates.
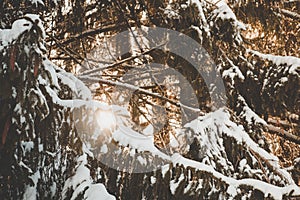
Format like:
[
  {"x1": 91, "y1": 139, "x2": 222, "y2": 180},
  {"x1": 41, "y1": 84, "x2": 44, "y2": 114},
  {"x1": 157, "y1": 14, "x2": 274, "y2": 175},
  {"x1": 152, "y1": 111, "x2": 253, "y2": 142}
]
[
  {"x1": 275, "y1": 8, "x2": 300, "y2": 21},
  {"x1": 268, "y1": 118, "x2": 298, "y2": 129},
  {"x1": 266, "y1": 124, "x2": 300, "y2": 145}
]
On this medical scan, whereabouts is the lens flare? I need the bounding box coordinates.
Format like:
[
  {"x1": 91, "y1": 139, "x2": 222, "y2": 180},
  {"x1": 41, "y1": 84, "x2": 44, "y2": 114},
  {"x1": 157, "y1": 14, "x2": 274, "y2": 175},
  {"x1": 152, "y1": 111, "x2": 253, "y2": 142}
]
[{"x1": 96, "y1": 110, "x2": 116, "y2": 130}]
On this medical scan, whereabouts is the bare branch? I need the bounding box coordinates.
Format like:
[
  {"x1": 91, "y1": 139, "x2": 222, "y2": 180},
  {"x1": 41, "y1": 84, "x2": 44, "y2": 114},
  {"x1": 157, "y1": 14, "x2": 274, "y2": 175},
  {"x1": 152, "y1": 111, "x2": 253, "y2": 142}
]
[
  {"x1": 58, "y1": 23, "x2": 129, "y2": 46},
  {"x1": 79, "y1": 76, "x2": 203, "y2": 114},
  {"x1": 266, "y1": 124, "x2": 300, "y2": 145},
  {"x1": 274, "y1": 8, "x2": 300, "y2": 21},
  {"x1": 48, "y1": 34, "x2": 82, "y2": 65},
  {"x1": 79, "y1": 43, "x2": 166, "y2": 76},
  {"x1": 267, "y1": 118, "x2": 298, "y2": 129}
]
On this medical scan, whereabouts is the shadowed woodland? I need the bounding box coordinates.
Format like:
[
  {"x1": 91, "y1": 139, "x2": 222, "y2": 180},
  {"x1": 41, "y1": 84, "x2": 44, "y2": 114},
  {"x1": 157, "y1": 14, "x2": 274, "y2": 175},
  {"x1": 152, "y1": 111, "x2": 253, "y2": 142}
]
[{"x1": 0, "y1": 0, "x2": 299, "y2": 199}]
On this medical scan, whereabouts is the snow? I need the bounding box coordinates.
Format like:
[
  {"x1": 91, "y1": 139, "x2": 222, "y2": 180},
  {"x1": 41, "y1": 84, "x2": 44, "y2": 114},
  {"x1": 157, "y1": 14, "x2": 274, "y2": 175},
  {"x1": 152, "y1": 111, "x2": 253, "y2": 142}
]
[
  {"x1": 171, "y1": 154, "x2": 300, "y2": 200},
  {"x1": 249, "y1": 49, "x2": 300, "y2": 76},
  {"x1": 222, "y1": 67, "x2": 243, "y2": 82},
  {"x1": 84, "y1": 184, "x2": 116, "y2": 200},
  {"x1": 112, "y1": 125, "x2": 169, "y2": 160},
  {"x1": 211, "y1": 3, "x2": 246, "y2": 31},
  {"x1": 180, "y1": 108, "x2": 299, "y2": 197},
  {"x1": 237, "y1": 95, "x2": 267, "y2": 125},
  {"x1": 169, "y1": 133, "x2": 179, "y2": 148},
  {"x1": 43, "y1": 59, "x2": 60, "y2": 89},
  {"x1": 170, "y1": 173, "x2": 185, "y2": 194},
  {"x1": 190, "y1": 0, "x2": 210, "y2": 34},
  {"x1": 238, "y1": 159, "x2": 247, "y2": 172},
  {"x1": 63, "y1": 153, "x2": 115, "y2": 200},
  {"x1": 28, "y1": 0, "x2": 45, "y2": 6},
  {"x1": 164, "y1": 4, "x2": 180, "y2": 19},
  {"x1": 1, "y1": 19, "x2": 32, "y2": 45},
  {"x1": 191, "y1": 25, "x2": 203, "y2": 43},
  {"x1": 161, "y1": 164, "x2": 170, "y2": 178},
  {"x1": 280, "y1": 77, "x2": 288, "y2": 83},
  {"x1": 50, "y1": 182, "x2": 57, "y2": 198},
  {"x1": 100, "y1": 144, "x2": 108, "y2": 154},
  {"x1": 24, "y1": 14, "x2": 46, "y2": 38},
  {"x1": 23, "y1": 171, "x2": 40, "y2": 200},
  {"x1": 21, "y1": 141, "x2": 34, "y2": 155},
  {"x1": 57, "y1": 68, "x2": 92, "y2": 100},
  {"x1": 45, "y1": 85, "x2": 107, "y2": 110},
  {"x1": 222, "y1": 58, "x2": 245, "y2": 83},
  {"x1": 62, "y1": 154, "x2": 92, "y2": 198},
  {"x1": 142, "y1": 124, "x2": 154, "y2": 136},
  {"x1": 85, "y1": 106, "x2": 298, "y2": 197},
  {"x1": 183, "y1": 108, "x2": 233, "y2": 172},
  {"x1": 19, "y1": 161, "x2": 33, "y2": 173},
  {"x1": 39, "y1": 60, "x2": 93, "y2": 101},
  {"x1": 2, "y1": 8, "x2": 297, "y2": 199},
  {"x1": 150, "y1": 176, "x2": 156, "y2": 185},
  {"x1": 137, "y1": 156, "x2": 147, "y2": 165}
]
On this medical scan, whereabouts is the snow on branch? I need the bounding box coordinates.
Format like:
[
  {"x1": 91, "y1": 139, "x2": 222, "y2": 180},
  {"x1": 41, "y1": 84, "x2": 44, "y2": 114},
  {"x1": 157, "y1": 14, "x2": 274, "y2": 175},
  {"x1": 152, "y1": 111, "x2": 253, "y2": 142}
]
[
  {"x1": 248, "y1": 49, "x2": 300, "y2": 76},
  {"x1": 62, "y1": 146, "x2": 115, "y2": 200},
  {"x1": 189, "y1": 0, "x2": 210, "y2": 34},
  {"x1": 172, "y1": 154, "x2": 300, "y2": 200},
  {"x1": 0, "y1": 14, "x2": 45, "y2": 50},
  {"x1": 237, "y1": 95, "x2": 267, "y2": 125},
  {"x1": 222, "y1": 57, "x2": 245, "y2": 83},
  {"x1": 28, "y1": 0, "x2": 45, "y2": 7},
  {"x1": 181, "y1": 108, "x2": 300, "y2": 198}
]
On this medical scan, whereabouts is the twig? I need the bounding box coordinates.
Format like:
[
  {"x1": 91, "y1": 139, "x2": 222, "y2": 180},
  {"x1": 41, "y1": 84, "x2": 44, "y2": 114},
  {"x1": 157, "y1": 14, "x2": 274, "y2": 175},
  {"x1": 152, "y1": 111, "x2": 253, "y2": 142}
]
[
  {"x1": 249, "y1": 148, "x2": 270, "y2": 183},
  {"x1": 48, "y1": 34, "x2": 82, "y2": 65},
  {"x1": 57, "y1": 23, "x2": 129, "y2": 46},
  {"x1": 79, "y1": 43, "x2": 166, "y2": 76},
  {"x1": 79, "y1": 76, "x2": 203, "y2": 114}
]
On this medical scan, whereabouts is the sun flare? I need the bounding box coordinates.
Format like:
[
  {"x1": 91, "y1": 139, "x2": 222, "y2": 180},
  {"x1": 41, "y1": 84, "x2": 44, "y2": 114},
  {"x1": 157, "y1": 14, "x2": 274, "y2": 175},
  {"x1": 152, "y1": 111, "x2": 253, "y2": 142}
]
[{"x1": 96, "y1": 110, "x2": 117, "y2": 130}]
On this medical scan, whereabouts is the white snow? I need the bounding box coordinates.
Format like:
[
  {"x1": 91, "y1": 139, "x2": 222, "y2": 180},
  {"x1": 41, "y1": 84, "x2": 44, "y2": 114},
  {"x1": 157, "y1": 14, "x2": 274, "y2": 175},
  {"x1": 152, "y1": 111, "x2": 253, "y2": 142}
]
[
  {"x1": 191, "y1": 25, "x2": 203, "y2": 43},
  {"x1": 190, "y1": 0, "x2": 210, "y2": 34},
  {"x1": 100, "y1": 144, "x2": 108, "y2": 154},
  {"x1": 137, "y1": 156, "x2": 147, "y2": 165},
  {"x1": 84, "y1": 184, "x2": 116, "y2": 200},
  {"x1": 211, "y1": 3, "x2": 246, "y2": 30},
  {"x1": 164, "y1": 4, "x2": 180, "y2": 19},
  {"x1": 50, "y1": 182, "x2": 57, "y2": 198},
  {"x1": 171, "y1": 154, "x2": 300, "y2": 200},
  {"x1": 169, "y1": 133, "x2": 179, "y2": 148},
  {"x1": 43, "y1": 59, "x2": 60, "y2": 89},
  {"x1": 161, "y1": 164, "x2": 170, "y2": 178},
  {"x1": 28, "y1": 0, "x2": 45, "y2": 6},
  {"x1": 142, "y1": 124, "x2": 154, "y2": 136},
  {"x1": 0, "y1": 14, "x2": 45, "y2": 51},
  {"x1": 21, "y1": 141, "x2": 34, "y2": 155},
  {"x1": 57, "y1": 69, "x2": 92, "y2": 100},
  {"x1": 63, "y1": 153, "x2": 115, "y2": 200},
  {"x1": 222, "y1": 58, "x2": 245, "y2": 83},
  {"x1": 249, "y1": 49, "x2": 300, "y2": 76},
  {"x1": 237, "y1": 95, "x2": 267, "y2": 125},
  {"x1": 179, "y1": 108, "x2": 299, "y2": 197},
  {"x1": 170, "y1": 173, "x2": 185, "y2": 194},
  {"x1": 112, "y1": 125, "x2": 169, "y2": 160},
  {"x1": 23, "y1": 170, "x2": 40, "y2": 200},
  {"x1": 150, "y1": 176, "x2": 156, "y2": 185},
  {"x1": 45, "y1": 85, "x2": 106, "y2": 110}
]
